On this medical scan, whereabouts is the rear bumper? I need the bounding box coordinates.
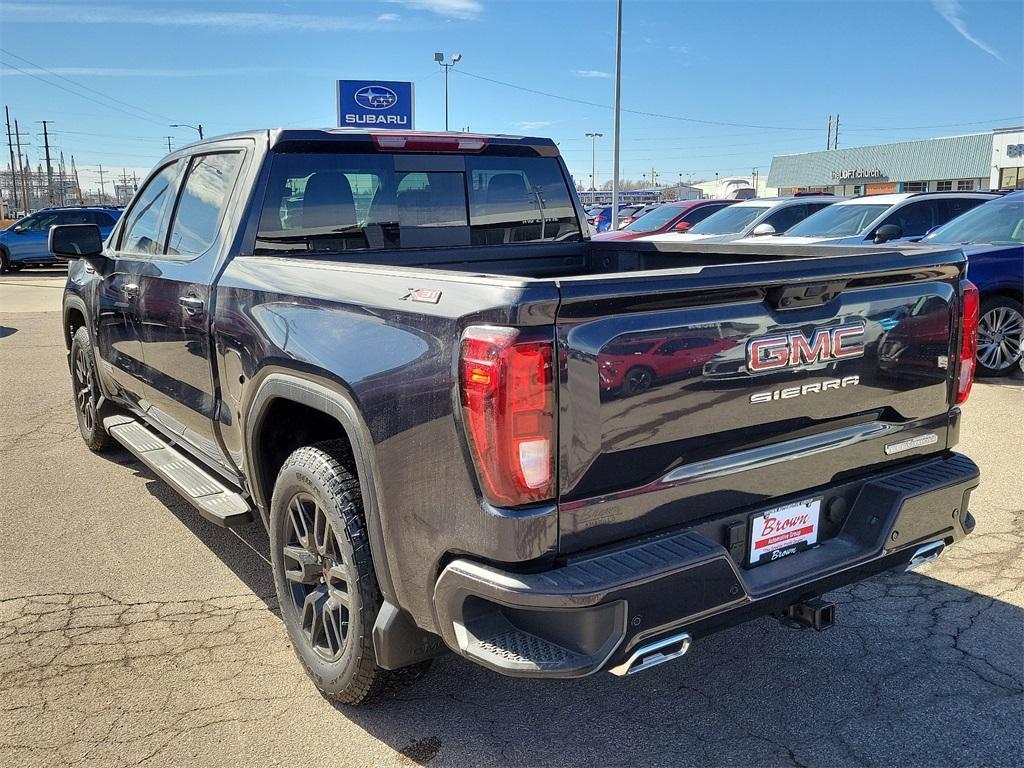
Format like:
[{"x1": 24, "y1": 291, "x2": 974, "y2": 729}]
[{"x1": 432, "y1": 452, "x2": 979, "y2": 678}]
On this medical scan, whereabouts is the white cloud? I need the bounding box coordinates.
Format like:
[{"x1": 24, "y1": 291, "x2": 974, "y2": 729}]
[
  {"x1": 572, "y1": 69, "x2": 611, "y2": 79},
  {"x1": 0, "y1": 66, "x2": 278, "y2": 78},
  {"x1": 377, "y1": 13, "x2": 400, "y2": 22},
  {"x1": 0, "y1": 3, "x2": 389, "y2": 32},
  {"x1": 513, "y1": 120, "x2": 553, "y2": 131},
  {"x1": 931, "y1": 0, "x2": 1002, "y2": 61},
  {"x1": 389, "y1": 0, "x2": 482, "y2": 20}
]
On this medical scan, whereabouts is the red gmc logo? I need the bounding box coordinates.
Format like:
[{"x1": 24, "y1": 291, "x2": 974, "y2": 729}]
[{"x1": 747, "y1": 323, "x2": 865, "y2": 373}]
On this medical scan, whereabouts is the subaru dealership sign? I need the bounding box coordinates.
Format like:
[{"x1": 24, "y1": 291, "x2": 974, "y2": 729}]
[{"x1": 337, "y1": 80, "x2": 415, "y2": 129}]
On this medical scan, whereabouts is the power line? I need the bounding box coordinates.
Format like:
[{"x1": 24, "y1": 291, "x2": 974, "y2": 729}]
[
  {"x1": 0, "y1": 58, "x2": 169, "y2": 128},
  {"x1": 0, "y1": 47, "x2": 179, "y2": 124},
  {"x1": 455, "y1": 69, "x2": 821, "y2": 132},
  {"x1": 455, "y1": 69, "x2": 1023, "y2": 136}
]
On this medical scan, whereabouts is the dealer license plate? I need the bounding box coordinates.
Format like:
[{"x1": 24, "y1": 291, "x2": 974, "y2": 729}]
[{"x1": 748, "y1": 497, "x2": 821, "y2": 566}]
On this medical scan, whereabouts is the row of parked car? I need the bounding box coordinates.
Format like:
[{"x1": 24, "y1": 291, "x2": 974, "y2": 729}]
[{"x1": 589, "y1": 190, "x2": 1023, "y2": 376}]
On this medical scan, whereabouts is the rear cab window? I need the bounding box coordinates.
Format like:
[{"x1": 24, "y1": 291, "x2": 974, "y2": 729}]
[{"x1": 254, "y1": 151, "x2": 581, "y2": 256}]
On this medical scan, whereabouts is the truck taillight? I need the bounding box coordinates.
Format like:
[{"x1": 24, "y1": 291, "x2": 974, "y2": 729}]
[
  {"x1": 956, "y1": 280, "x2": 980, "y2": 405},
  {"x1": 459, "y1": 326, "x2": 555, "y2": 506}
]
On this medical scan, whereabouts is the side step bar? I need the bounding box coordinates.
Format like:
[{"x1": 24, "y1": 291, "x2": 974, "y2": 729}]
[{"x1": 103, "y1": 415, "x2": 253, "y2": 527}]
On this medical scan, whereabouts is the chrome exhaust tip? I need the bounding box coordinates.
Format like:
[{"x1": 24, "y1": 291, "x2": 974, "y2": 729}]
[
  {"x1": 906, "y1": 540, "x2": 945, "y2": 572},
  {"x1": 609, "y1": 632, "x2": 692, "y2": 677}
]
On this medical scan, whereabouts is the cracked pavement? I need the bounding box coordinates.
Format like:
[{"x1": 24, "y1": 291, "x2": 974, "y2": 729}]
[{"x1": 1, "y1": 272, "x2": 1022, "y2": 767}]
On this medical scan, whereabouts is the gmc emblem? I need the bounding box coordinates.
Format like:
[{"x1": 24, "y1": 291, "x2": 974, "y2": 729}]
[{"x1": 747, "y1": 323, "x2": 865, "y2": 373}]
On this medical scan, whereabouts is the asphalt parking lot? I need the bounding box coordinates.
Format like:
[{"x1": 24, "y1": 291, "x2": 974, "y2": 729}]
[{"x1": 1, "y1": 269, "x2": 1022, "y2": 768}]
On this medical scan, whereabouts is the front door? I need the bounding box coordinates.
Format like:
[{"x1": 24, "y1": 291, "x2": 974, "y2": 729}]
[
  {"x1": 134, "y1": 150, "x2": 246, "y2": 470},
  {"x1": 94, "y1": 160, "x2": 183, "y2": 407}
]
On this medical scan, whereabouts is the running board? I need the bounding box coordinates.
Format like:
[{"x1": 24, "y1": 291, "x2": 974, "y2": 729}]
[{"x1": 103, "y1": 415, "x2": 253, "y2": 527}]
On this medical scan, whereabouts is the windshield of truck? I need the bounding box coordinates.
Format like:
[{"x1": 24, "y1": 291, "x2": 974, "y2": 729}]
[
  {"x1": 688, "y1": 205, "x2": 768, "y2": 235},
  {"x1": 923, "y1": 197, "x2": 1024, "y2": 245},
  {"x1": 254, "y1": 152, "x2": 581, "y2": 254},
  {"x1": 784, "y1": 203, "x2": 889, "y2": 237}
]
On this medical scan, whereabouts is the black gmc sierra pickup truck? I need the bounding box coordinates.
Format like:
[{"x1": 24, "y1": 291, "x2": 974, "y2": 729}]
[{"x1": 53, "y1": 129, "x2": 981, "y2": 704}]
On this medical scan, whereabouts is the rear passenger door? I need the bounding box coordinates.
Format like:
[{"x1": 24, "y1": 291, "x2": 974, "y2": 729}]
[{"x1": 134, "y1": 149, "x2": 246, "y2": 470}]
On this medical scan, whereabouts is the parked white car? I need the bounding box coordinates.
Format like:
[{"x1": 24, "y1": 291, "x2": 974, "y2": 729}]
[
  {"x1": 640, "y1": 195, "x2": 841, "y2": 244},
  {"x1": 733, "y1": 192, "x2": 999, "y2": 246}
]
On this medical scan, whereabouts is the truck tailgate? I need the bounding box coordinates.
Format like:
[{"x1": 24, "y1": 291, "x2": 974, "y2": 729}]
[{"x1": 555, "y1": 246, "x2": 965, "y2": 551}]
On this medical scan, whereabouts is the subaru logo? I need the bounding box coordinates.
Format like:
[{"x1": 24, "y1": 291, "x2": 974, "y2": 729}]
[{"x1": 354, "y1": 86, "x2": 398, "y2": 110}]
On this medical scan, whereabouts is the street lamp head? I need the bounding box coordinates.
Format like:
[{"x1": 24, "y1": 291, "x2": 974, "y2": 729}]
[
  {"x1": 451, "y1": 53, "x2": 462, "y2": 62},
  {"x1": 434, "y1": 52, "x2": 444, "y2": 62}
]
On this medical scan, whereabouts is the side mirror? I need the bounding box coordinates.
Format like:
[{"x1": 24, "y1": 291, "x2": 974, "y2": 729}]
[
  {"x1": 12, "y1": 225, "x2": 26, "y2": 234},
  {"x1": 49, "y1": 224, "x2": 103, "y2": 261},
  {"x1": 873, "y1": 224, "x2": 902, "y2": 244},
  {"x1": 751, "y1": 223, "x2": 776, "y2": 237},
  {"x1": 673, "y1": 220, "x2": 692, "y2": 232}
]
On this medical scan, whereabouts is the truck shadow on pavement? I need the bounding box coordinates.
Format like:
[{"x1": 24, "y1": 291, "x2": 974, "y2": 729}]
[{"x1": 102, "y1": 450, "x2": 1023, "y2": 768}]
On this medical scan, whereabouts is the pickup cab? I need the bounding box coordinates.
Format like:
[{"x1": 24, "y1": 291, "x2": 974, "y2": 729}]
[{"x1": 54, "y1": 129, "x2": 981, "y2": 705}]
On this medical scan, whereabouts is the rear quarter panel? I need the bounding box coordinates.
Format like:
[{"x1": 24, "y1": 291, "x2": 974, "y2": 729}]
[{"x1": 212, "y1": 255, "x2": 560, "y2": 629}]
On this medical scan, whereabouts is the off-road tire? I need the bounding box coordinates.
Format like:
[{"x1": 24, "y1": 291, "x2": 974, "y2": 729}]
[
  {"x1": 70, "y1": 326, "x2": 115, "y2": 451},
  {"x1": 270, "y1": 441, "x2": 430, "y2": 705}
]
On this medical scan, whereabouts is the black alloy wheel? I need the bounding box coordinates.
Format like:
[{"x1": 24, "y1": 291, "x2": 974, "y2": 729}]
[
  {"x1": 70, "y1": 326, "x2": 114, "y2": 451},
  {"x1": 270, "y1": 441, "x2": 430, "y2": 704},
  {"x1": 282, "y1": 491, "x2": 353, "y2": 662}
]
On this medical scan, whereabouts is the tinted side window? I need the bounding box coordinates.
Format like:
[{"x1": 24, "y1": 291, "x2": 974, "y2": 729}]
[
  {"x1": 879, "y1": 201, "x2": 938, "y2": 237},
  {"x1": 119, "y1": 162, "x2": 180, "y2": 255},
  {"x1": 683, "y1": 204, "x2": 727, "y2": 225},
  {"x1": 55, "y1": 210, "x2": 95, "y2": 225},
  {"x1": 90, "y1": 211, "x2": 117, "y2": 227},
  {"x1": 764, "y1": 204, "x2": 807, "y2": 233},
  {"x1": 935, "y1": 197, "x2": 986, "y2": 226},
  {"x1": 166, "y1": 153, "x2": 243, "y2": 258}
]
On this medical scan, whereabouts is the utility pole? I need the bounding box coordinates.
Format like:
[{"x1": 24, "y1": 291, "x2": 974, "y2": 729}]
[
  {"x1": 71, "y1": 155, "x2": 82, "y2": 204},
  {"x1": 58, "y1": 151, "x2": 67, "y2": 206},
  {"x1": 833, "y1": 113, "x2": 840, "y2": 150},
  {"x1": 827, "y1": 115, "x2": 833, "y2": 151},
  {"x1": 610, "y1": 0, "x2": 623, "y2": 230},
  {"x1": 165, "y1": 136, "x2": 173, "y2": 154},
  {"x1": 97, "y1": 164, "x2": 107, "y2": 204},
  {"x1": 585, "y1": 132, "x2": 602, "y2": 191},
  {"x1": 5, "y1": 106, "x2": 19, "y2": 213},
  {"x1": 14, "y1": 119, "x2": 29, "y2": 210},
  {"x1": 39, "y1": 120, "x2": 54, "y2": 205}
]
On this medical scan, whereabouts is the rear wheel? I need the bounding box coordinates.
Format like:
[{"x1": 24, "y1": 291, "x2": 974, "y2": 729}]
[
  {"x1": 70, "y1": 326, "x2": 115, "y2": 451},
  {"x1": 976, "y1": 296, "x2": 1023, "y2": 377},
  {"x1": 269, "y1": 441, "x2": 429, "y2": 705},
  {"x1": 621, "y1": 366, "x2": 654, "y2": 395}
]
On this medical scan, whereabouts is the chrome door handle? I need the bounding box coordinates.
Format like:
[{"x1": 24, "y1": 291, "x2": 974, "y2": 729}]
[{"x1": 179, "y1": 295, "x2": 204, "y2": 314}]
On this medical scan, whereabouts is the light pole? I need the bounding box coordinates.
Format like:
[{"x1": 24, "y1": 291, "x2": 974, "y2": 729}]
[
  {"x1": 610, "y1": 0, "x2": 623, "y2": 230},
  {"x1": 170, "y1": 123, "x2": 204, "y2": 140},
  {"x1": 585, "y1": 132, "x2": 602, "y2": 191},
  {"x1": 434, "y1": 52, "x2": 462, "y2": 131}
]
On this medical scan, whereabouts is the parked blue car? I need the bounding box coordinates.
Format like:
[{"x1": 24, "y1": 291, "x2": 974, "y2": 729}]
[
  {"x1": 0, "y1": 206, "x2": 121, "y2": 272},
  {"x1": 915, "y1": 191, "x2": 1024, "y2": 376}
]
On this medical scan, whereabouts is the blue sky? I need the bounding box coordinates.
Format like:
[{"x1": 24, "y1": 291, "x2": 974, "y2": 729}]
[{"x1": 1, "y1": 0, "x2": 1021, "y2": 191}]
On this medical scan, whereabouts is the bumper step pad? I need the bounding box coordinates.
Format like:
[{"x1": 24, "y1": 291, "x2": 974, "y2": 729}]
[
  {"x1": 435, "y1": 452, "x2": 979, "y2": 678},
  {"x1": 103, "y1": 415, "x2": 252, "y2": 527}
]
